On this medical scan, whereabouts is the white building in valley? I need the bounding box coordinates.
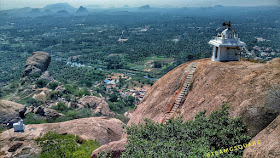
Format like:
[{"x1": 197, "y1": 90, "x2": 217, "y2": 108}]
[{"x1": 209, "y1": 21, "x2": 246, "y2": 61}]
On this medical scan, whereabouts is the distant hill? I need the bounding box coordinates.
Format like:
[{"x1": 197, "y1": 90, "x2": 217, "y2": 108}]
[
  {"x1": 75, "y1": 6, "x2": 88, "y2": 16},
  {"x1": 139, "y1": 5, "x2": 151, "y2": 10},
  {"x1": 214, "y1": 5, "x2": 225, "y2": 8},
  {"x1": 1, "y1": 7, "x2": 32, "y2": 17},
  {"x1": 55, "y1": 10, "x2": 70, "y2": 17},
  {"x1": 43, "y1": 9, "x2": 53, "y2": 15},
  {"x1": 44, "y1": 3, "x2": 76, "y2": 13},
  {"x1": 28, "y1": 8, "x2": 42, "y2": 17}
]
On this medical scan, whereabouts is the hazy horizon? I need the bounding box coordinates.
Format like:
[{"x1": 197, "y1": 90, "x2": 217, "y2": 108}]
[{"x1": 0, "y1": 0, "x2": 279, "y2": 10}]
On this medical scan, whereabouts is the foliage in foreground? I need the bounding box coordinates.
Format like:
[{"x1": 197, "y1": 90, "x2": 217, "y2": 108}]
[
  {"x1": 36, "y1": 132, "x2": 100, "y2": 158},
  {"x1": 122, "y1": 105, "x2": 251, "y2": 158}
]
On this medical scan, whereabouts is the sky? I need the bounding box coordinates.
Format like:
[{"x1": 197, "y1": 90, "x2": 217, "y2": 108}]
[{"x1": 0, "y1": 0, "x2": 279, "y2": 10}]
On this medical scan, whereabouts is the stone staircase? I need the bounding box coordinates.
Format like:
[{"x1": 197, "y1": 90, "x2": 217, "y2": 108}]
[{"x1": 163, "y1": 62, "x2": 200, "y2": 123}]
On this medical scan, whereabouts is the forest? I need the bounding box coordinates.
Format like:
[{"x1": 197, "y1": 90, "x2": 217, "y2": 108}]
[{"x1": 0, "y1": 6, "x2": 279, "y2": 86}]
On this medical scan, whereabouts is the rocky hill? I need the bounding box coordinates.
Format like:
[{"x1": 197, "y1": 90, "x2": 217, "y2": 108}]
[
  {"x1": 0, "y1": 117, "x2": 124, "y2": 157},
  {"x1": 91, "y1": 58, "x2": 280, "y2": 157}
]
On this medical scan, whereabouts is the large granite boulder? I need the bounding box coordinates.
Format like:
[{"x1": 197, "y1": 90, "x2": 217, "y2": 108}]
[
  {"x1": 243, "y1": 115, "x2": 280, "y2": 158},
  {"x1": 78, "y1": 96, "x2": 114, "y2": 116},
  {"x1": 33, "y1": 106, "x2": 61, "y2": 119},
  {"x1": 0, "y1": 100, "x2": 24, "y2": 128},
  {"x1": 22, "y1": 51, "x2": 51, "y2": 82}
]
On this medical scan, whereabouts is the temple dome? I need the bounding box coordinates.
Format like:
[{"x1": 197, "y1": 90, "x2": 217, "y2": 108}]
[{"x1": 221, "y1": 28, "x2": 235, "y2": 39}]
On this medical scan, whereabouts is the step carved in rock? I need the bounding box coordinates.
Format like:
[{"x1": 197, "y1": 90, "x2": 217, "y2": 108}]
[{"x1": 163, "y1": 62, "x2": 200, "y2": 123}]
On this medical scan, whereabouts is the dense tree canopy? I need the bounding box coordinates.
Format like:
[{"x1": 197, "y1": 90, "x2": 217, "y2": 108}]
[
  {"x1": 122, "y1": 105, "x2": 251, "y2": 158},
  {"x1": 36, "y1": 132, "x2": 100, "y2": 158}
]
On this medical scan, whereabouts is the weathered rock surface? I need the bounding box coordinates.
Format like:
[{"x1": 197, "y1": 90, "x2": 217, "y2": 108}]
[
  {"x1": 39, "y1": 71, "x2": 54, "y2": 81},
  {"x1": 33, "y1": 106, "x2": 45, "y2": 116},
  {"x1": 19, "y1": 105, "x2": 61, "y2": 119},
  {"x1": 78, "y1": 96, "x2": 114, "y2": 116},
  {"x1": 0, "y1": 100, "x2": 24, "y2": 127},
  {"x1": 19, "y1": 106, "x2": 34, "y2": 118},
  {"x1": 55, "y1": 85, "x2": 65, "y2": 92},
  {"x1": 22, "y1": 51, "x2": 51, "y2": 81},
  {"x1": 243, "y1": 115, "x2": 280, "y2": 158},
  {"x1": 43, "y1": 108, "x2": 61, "y2": 119},
  {"x1": 0, "y1": 117, "x2": 124, "y2": 158},
  {"x1": 91, "y1": 138, "x2": 127, "y2": 158},
  {"x1": 91, "y1": 58, "x2": 280, "y2": 157}
]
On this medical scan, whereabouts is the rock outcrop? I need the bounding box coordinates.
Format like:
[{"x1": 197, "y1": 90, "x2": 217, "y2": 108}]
[
  {"x1": 34, "y1": 106, "x2": 61, "y2": 118},
  {"x1": 22, "y1": 51, "x2": 51, "y2": 82},
  {"x1": 20, "y1": 105, "x2": 61, "y2": 120},
  {"x1": 243, "y1": 115, "x2": 280, "y2": 158},
  {"x1": 19, "y1": 106, "x2": 34, "y2": 117},
  {"x1": 0, "y1": 117, "x2": 124, "y2": 158},
  {"x1": 128, "y1": 58, "x2": 280, "y2": 135},
  {"x1": 0, "y1": 100, "x2": 24, "y2": 128},
  {"x1": 91, "y1": 58, "x2": 280, "y2": 157},
  {"x1": 91, "y1": 138, "x2": 127, "y2": 158},
  {"x1": 78, "y1": 96, "x2": 114, "y2": 116}
]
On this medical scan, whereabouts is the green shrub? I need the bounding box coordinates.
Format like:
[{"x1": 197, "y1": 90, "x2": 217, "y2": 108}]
[
  {"x1": 24, "y1": 113, "x2": 47, "y2": 124},
  {"x1": 48, "y1": 82, "x2": 59, "y2": 90},
  {"x1": 0, "y1": 88, "x2": 3, "y2": 98},
  {"x1": 52, "y1": 102, "x2": 69, "y2": 113},
  {"x1": 108, "y1": 101, "x2": 125, "y2": 114},
  {"x1": 62, "y1": 94, "x2": 72, "y2": 102},
  {"x1": 122, "y1": 105, "x2": 251, "y2": 158},
  {"x1": 36, "y1": 79, "x2": 48, "y2": 88},
  {"x1": 109, "y1": 93, "x2": 118, "y2": 102},
  {"x1": 30, "y1": 73, "x2": 40, "y2": 79},
  {"x1": 76, "y1": 108, "x2": 93, "y2": 118},
  {"x1": 65, "y1": 84, "x2": 77, "y2": 94},
  {"x1": 125, "y1": 96, "x2": 135, "y2": 107},
  {"x1": 52, "y1": 108, "x2": 93, "y2": 123},
  {"x1": 47, "y1": 91, "x2": 63, "y2": 100},
  {"x1": 77, "y1": 88, "x2": 90, "y2": 97},
  {"x1": 36, "y1": 132, "x2": 100, "y2": 158},
  {"x1": 108, "y1": 96, "x2": 135, "y2": 114},
  {"x1": 153, "y1": 61, "x2": 162, "y2": 68},
  {"x1": 113, "y1": 114, "x2": 130, "y2": 124},
  {"x1": 65, "y1": 108, "x2": 93, "y2": 119},
  {"x1": 26, "y1": 98, "x2": 42, "y2": 107},
  {"x1": 0, "y1": 126, "x2": 8, "y2": 133}
]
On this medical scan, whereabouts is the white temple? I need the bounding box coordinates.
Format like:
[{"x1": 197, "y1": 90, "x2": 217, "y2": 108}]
[
  {"x1": 13, "y1": 119, "x2": 25, "y2": 132},
  {"x1": 209, "y1": 22, "x2": 246, "y2": 61}
]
